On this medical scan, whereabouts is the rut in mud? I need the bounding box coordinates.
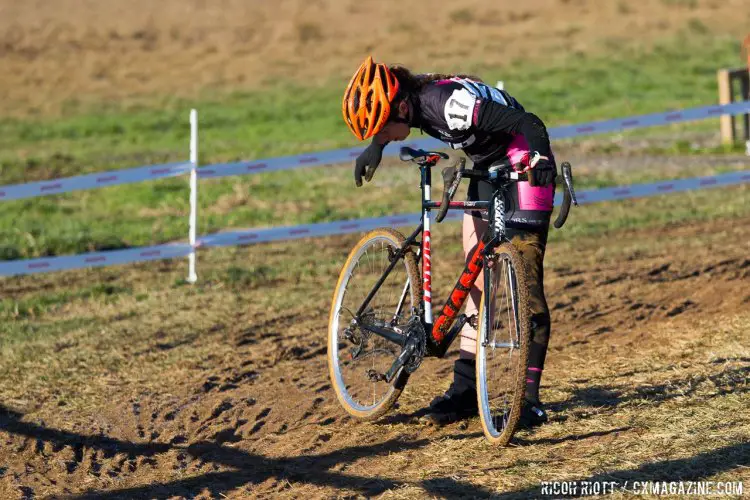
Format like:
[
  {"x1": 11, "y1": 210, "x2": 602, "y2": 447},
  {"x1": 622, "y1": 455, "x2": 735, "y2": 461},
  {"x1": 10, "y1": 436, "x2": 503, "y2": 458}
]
[{"x1": 1, "y1": 213, "x2": 748, "y2": 498}]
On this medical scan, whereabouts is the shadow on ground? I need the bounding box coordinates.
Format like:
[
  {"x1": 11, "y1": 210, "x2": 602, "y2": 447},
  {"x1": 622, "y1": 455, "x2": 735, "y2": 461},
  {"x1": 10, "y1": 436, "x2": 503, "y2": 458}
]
[
  {"x1": 0, "y1": 405, "x2": 493, "y2": 499},
  {"x1": 549, "y1": 363, "x2": 749, "y2": 413},
  {"x1": 493, "y1": 441, "x2": 750, "y2": 500}
]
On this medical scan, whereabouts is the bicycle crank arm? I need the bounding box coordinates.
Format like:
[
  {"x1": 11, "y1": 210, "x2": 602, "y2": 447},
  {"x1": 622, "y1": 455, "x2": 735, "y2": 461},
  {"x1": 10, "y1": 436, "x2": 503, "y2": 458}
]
[{"x1": 383, "y1": 336, "x2": 418, "y2": 383}]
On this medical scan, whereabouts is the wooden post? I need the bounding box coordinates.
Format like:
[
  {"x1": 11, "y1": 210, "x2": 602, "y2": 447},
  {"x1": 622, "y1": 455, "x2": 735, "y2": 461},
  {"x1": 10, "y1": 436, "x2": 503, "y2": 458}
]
[
  {"x1": 740, "y1": 72, "x2": 750, "y2": 141},
  {"x1": 717, "y1": 69, "x2": 735, "y2": 144},
  {"x1": 745, "y1": 35, "x2": 750, "y2": 152}
]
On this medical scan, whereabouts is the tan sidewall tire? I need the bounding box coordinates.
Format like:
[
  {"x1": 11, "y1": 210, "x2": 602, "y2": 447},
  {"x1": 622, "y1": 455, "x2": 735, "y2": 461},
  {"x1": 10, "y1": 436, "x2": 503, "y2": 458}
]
[
  {"x1": 328, "y1": 227, "x2": 421, "y2": 421},
  {"x1": 476, "y1": 242, "x2": 532, "y2": 445}
]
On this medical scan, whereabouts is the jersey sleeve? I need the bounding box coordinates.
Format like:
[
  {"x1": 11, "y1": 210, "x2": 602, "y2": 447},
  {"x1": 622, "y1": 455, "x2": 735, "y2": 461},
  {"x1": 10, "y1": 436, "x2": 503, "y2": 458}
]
[{"x1": 473, "y1": 99, "x2": 552, "y2": 158}]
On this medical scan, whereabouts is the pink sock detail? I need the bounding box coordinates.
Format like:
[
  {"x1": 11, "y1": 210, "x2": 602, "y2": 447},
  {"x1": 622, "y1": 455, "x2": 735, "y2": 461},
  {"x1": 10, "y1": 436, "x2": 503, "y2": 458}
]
[
  {"x1": 528, "y1": 367, "x2": 542, "y2": 372},
  {"x1": 526, "y1": 378, "x2": 535, "y2": 384}
]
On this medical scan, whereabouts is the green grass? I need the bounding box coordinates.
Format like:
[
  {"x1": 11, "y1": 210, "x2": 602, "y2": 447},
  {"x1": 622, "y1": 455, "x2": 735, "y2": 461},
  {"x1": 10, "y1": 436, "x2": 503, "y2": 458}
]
[
  {"x1": 0, "y1": 283, "x2": 131, "y2": 320},
  {"x1": 550, "y1": 184, "x2": 750, "y2": 241},
  {"x1": 0, "y1": 31, "x2": 748, "y2": 261},
  {"x1": 0, "y1": 316, "x2": 100, "y2": 350},
  {"x1": 0, "y1": 30, "x2": 743, "y2": 182}
]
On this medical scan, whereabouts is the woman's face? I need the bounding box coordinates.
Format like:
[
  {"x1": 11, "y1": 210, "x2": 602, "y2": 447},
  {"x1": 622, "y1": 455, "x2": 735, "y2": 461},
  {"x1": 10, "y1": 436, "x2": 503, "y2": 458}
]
[
  {"x1": 375, "y1": 121, "x2": 410, "y2": 143},
  {"x1": 374, "y1": 100, "x2": 411, "y2": 144}
]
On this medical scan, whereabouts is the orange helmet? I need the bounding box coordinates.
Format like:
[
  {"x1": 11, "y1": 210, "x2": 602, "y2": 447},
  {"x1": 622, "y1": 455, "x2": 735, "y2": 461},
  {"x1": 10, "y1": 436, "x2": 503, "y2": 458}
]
[{"x1": 342, "y1": 56, "x2": 401, "y2": 141}]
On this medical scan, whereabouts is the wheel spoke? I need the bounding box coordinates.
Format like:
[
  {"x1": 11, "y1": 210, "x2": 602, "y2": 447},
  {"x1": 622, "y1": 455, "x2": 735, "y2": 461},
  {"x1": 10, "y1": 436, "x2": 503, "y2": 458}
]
[
  {"x1": 329, "y1": 231, "x2": 417, "y2": 418},
  {"x1": 477, "y1": 247, "x2": 530, "y2": 444}
]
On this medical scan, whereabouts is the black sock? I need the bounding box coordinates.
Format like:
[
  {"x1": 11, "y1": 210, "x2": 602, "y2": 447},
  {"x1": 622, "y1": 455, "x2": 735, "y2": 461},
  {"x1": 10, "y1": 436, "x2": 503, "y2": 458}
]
[
  {"x1": 452, "y1": 358, "x2": 476, "y2": 394},
  {"x1": 525, "y1": 366, "x2": 542, "y2": 403}
]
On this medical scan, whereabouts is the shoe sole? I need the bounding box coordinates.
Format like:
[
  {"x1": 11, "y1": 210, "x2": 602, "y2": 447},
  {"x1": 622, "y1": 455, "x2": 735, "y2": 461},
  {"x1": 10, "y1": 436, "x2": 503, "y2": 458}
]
[{"x1": 419, "y1": 410, "x2": 477, "y2": 426}]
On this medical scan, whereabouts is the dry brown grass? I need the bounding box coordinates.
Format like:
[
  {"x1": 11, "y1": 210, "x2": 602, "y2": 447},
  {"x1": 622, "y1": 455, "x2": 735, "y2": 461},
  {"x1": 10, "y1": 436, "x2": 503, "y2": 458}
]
[
  {"x1": 1, "y1": 0, "x2": 749, "y2": 116},
  {"x1": 0, "y1": 212, "x2": 747, "y2": 497}
]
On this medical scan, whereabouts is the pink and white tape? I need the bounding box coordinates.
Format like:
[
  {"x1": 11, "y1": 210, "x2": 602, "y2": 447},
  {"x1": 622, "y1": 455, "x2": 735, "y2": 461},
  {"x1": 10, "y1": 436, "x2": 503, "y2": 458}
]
[
  {"x1": 550, "y1": 100, "x2": 750, "y2": 139},
  {"x1": 1, "y1": 101, "x2": 749, "y2": 200},
  {"x1": 1, "y1": 169, "x2": 747, "y2": 277},
  {"x1": 196, "y1": 101, "x2": 750, "y2": 179},
  {"x1": 196, "y1": 170, "x2": 750, "y2": 248},
  {"x1": 0, "y1": 162, "x2": 193, "y2": 202},
  {"x1": 0, "y1": 243, "x2": 193, "y2": 277}
]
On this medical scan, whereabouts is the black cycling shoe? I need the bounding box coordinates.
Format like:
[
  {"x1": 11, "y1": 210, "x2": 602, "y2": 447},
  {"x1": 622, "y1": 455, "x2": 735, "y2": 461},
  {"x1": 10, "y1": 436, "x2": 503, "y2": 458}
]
[
  {"x1": 421, "y1": 358, "x2": 478, "y2": 425},
  {"x1": 518, "y1": 399, "x2": 548, "y2": 429},
  {"x1": 420, "y1": 385, "x2": 478, "y2": 426}
]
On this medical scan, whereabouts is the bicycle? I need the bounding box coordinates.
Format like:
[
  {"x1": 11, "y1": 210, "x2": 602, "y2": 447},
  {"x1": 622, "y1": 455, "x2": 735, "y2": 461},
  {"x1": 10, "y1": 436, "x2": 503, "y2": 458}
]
[{"x1": 328, "y1": 147, "x2": 578, "y2": 445}]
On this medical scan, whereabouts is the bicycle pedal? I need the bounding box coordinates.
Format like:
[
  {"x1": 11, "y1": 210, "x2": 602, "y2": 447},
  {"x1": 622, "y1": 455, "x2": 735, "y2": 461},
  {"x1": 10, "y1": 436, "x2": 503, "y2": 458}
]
[{"x1": 366, "y1": 369, "x2": 386, "y2": 382}]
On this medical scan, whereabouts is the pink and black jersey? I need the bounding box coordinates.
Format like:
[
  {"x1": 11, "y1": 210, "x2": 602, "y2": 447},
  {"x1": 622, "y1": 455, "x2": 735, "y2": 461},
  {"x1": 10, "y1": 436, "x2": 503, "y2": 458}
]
[{"x1": 410, "y1": 77, "x2": 552, "y2": 169}]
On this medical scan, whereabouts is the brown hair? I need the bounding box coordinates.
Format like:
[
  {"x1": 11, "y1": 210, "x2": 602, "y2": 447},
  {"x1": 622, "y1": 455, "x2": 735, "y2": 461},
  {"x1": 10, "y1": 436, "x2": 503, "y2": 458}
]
[{"x1": 389, "y1": 65, "x2": 484, "y2": 100}]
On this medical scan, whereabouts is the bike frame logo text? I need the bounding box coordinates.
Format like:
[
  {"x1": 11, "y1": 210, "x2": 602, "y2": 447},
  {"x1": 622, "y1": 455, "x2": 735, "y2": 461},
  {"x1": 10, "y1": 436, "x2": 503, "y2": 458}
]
[{"x1": 423, "y1": 231, "x2": 432, "y2": 304}]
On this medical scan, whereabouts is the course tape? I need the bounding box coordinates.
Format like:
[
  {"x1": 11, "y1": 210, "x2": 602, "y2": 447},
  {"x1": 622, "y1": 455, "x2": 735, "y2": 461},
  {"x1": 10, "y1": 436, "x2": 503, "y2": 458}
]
[
  {"x1": 196, "y1": 170, "x2": 750, "y2": 248},
  {"x1": 1, "y1": 101, "x2": 749, "y2": 199},
  {"x1": 549, "y1": 100, "x2": 750, "y2": 140},
  {"x1": 196, "y1": 100, "x2": 750, "y2": 179},
  {"x1": 0, "y1": 243, "x2": 193, "y2": 277},
  {"x1": 0, "y1": 162, "x2": 193, "y2": 202},
  {"x1": 1, "y1": 170, "x2": 747, "y2": 277}
]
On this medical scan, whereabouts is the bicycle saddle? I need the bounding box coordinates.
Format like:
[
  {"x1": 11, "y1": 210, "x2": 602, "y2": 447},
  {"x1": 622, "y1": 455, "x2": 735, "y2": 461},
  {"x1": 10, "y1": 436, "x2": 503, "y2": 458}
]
[{"x1": 399, "y1": 147, "x2": 449, "y2": 163}]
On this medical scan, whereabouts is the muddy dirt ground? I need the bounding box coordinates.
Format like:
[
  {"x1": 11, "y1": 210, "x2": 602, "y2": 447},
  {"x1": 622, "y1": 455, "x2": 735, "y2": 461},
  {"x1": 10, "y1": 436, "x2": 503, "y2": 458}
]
[{"x1": 0, "y1": 207, "x2": 748, "y2": 498}]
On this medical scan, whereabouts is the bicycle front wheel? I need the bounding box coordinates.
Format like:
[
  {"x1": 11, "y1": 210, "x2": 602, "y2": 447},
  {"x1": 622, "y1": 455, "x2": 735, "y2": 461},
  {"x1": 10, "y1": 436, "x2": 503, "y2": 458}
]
[
  {"x1": 476, "y1": 242, "x2": 531, "y2": 445},
  {"x1": 328, "y1": 227, "x2": 421, "y2": 421}
]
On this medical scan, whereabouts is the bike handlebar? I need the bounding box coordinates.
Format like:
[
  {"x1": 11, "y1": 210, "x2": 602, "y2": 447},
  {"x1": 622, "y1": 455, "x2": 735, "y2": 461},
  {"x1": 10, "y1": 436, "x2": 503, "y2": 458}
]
[{"x1": 400, "y1": 147, "x2": 578, "y2": 229}]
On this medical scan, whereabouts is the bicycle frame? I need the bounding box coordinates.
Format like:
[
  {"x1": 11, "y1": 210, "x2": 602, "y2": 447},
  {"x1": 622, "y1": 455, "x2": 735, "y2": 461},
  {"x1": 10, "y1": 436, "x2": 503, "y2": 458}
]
[{"x1": 355, "y1": 162, "x2": 511, "y2": 357}]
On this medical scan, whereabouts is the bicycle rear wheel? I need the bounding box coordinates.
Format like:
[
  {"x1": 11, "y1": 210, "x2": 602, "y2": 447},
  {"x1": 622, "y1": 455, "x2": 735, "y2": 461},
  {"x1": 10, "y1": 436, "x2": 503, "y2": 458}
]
[
  {"x1": 328, "y1": 228, "x2": 421, "y2": 420},
  {"x1": 476, "y1": 242, "x2": 531, "y2": 445}
]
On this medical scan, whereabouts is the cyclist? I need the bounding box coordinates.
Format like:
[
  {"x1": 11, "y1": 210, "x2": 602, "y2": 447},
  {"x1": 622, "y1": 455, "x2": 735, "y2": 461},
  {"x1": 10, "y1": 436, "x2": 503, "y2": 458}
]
[{"x1": 342, "y1": 56, "x2": 555, "y2": 428}]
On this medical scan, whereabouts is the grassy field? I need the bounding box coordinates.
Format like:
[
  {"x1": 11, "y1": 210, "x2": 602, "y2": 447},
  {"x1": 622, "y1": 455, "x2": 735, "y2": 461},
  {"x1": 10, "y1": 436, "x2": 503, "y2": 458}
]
[
  {"x1": 2, "y1": 0, "x2": 748, "y2": 118},
  {"x1": 0, "y1": 1, "x2": 749, "y2": 497},
  {"x1": 1, "y1": 29, "x2": 746, "y2": 180},
  {"x1": 0, "y1": 210, "x2": 748, "y2": 498},
  {"x1": 1, "y1": 28, "x2": 749, "y2": 262}
]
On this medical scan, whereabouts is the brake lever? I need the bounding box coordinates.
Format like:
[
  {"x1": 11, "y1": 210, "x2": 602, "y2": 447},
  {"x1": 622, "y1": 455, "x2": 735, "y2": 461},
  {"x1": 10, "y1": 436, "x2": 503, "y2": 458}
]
[
  {"x1": 436, "y1": 158, "x2": 466, "y2": 223},
  {"x1": 447, "y1": 157, "x2": 465, "y2": 199},
  {"x1": 562, "y1": 162, "x2": 578, "y2": 207},
  {"x1": 553, "y1": 162, "x2": 577, "y2": 229}
]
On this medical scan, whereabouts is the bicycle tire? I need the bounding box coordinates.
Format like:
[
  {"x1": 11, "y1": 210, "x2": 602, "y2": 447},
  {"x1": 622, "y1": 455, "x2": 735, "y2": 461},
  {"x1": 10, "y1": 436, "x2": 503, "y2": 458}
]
[
  {"x1": 476, "y1": 241, "x2": 532, "y2": 445},
  {"x1": 328, "y1": 227, "x2": 421, "y2": 421}
]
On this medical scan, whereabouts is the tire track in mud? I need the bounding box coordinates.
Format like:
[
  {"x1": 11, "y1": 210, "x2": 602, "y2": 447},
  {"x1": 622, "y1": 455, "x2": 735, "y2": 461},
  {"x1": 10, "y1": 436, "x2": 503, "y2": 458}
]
[{"x1": 1, "y1": 217, "x2": 748, "y2": 497}]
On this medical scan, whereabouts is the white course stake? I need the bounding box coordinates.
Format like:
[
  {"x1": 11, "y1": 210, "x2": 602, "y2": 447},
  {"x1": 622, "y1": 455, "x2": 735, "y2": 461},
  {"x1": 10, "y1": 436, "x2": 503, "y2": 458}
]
[{"x1": 187, "y1": 109, "x2": 199, "y2": 283}]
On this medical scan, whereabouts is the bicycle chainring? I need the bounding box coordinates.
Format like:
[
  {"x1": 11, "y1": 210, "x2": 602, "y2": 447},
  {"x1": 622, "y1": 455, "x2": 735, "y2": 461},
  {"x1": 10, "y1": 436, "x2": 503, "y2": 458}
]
[{"x1": 403, "y1": 316, "x2": 427, "y2": 374}]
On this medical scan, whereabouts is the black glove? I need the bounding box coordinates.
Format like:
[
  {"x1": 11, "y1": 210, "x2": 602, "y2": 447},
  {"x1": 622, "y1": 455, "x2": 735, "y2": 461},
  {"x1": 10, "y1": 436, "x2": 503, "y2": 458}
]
[
  {"x1": 354, "y1": 140, "x2": 387, "y2": 187},
  {"x1": 529, "y1": 157, "x2": 556, "y2": 187}
]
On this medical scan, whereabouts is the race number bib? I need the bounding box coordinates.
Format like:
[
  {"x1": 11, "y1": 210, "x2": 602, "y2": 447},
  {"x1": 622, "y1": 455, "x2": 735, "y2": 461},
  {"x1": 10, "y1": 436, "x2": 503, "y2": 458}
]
[{"x1": 444, "y1": 88, "x2": 476, "y2": 131}]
